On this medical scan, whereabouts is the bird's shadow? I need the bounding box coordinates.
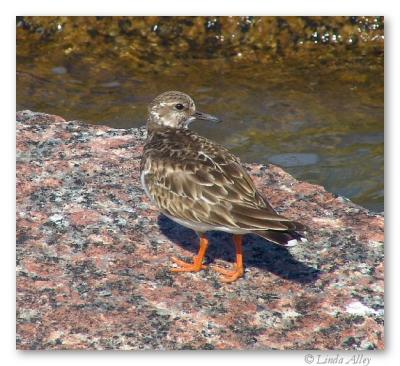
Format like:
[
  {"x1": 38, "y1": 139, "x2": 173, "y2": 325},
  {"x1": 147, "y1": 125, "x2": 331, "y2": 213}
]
[{"x1": 157, "y1": 214, "x2": 320, "y2": 284}]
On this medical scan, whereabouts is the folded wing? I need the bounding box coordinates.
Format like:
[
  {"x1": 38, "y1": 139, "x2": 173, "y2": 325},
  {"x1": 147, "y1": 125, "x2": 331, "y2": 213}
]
[{"x1": 142, "y1": 132, "x2": 306, "y2": 234}]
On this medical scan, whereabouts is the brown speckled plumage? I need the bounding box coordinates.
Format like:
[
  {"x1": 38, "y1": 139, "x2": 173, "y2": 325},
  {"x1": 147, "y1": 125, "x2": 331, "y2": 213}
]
[
  {"x1": 140, "y1": 91, "x2": 307, "y2": 282},
  {"x1": 142, "y1": 127, "x2": 306, "y2": 234}
]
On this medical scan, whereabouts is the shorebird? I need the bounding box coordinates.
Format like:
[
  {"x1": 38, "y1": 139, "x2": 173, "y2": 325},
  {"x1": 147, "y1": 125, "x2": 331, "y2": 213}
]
[{"x1": 140, "y1": 91, "x2": 307, "y2": 283}]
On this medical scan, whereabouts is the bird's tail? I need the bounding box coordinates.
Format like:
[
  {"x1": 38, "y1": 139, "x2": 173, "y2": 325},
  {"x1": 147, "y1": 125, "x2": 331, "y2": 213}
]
[{"x1": 256, "y1": 226, "x2": 308, "y2": 247}]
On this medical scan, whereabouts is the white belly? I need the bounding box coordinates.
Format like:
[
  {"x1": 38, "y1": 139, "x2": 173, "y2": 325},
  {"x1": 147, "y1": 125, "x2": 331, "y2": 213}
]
[{"x1": 162, "y1": 212, "x2": 248, "y2": 235}]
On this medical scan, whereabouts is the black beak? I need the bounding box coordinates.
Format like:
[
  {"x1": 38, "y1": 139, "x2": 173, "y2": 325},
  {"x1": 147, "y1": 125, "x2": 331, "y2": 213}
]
[{"x1": 194, "y1": 111, "x2": 221, "y2": 123}]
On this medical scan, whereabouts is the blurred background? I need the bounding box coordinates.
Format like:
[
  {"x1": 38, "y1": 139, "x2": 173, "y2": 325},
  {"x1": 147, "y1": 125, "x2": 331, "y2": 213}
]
[{"x1": 16, "y1": 16, "x2": 384, "y2": 212}]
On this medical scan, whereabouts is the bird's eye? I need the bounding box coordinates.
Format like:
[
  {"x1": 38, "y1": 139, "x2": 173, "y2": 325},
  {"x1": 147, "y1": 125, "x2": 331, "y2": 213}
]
[{"x1": 175, "y1": 103, "x2": 184, "y2": 110}]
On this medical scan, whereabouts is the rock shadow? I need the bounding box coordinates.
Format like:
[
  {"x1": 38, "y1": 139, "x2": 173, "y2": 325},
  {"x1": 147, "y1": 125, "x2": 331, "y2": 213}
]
[{"x1": 157, "y1": 214, "x2": 320, "y2": 284}]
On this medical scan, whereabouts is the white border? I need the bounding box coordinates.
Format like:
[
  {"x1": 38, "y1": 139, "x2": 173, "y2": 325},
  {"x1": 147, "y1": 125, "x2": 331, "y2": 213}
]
[{"x1": 4, "y1": 1, "x2": 399, "y2": 365}]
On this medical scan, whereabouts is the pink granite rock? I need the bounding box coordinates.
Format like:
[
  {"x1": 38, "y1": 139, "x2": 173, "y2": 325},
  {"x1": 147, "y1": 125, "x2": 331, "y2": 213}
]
[{"x1": 16, "y1": 110, "x2": 384, "y2": 350}]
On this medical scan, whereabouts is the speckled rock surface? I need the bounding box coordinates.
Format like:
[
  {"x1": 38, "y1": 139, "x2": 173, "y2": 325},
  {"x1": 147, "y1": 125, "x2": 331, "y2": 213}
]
[{"x1": 16, "y1": 111, "x2": 384, "y2": 350}]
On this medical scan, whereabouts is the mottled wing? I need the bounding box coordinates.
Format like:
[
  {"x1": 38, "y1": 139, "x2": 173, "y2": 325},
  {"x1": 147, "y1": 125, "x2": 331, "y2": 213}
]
[{"x1": 141, "y1": 129, "x2": 305, "y2": 232}]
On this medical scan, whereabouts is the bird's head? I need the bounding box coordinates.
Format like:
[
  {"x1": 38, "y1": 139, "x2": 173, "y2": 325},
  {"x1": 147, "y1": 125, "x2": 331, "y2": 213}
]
[{"x1": 147, "y1": 91, "x2": 221, "y2": 129}]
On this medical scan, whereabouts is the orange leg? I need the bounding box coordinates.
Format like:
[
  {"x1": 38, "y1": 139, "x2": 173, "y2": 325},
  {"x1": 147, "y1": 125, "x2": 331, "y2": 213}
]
[
  {"x1": 171, "y1": 234, "x2": 209, "y2": 272},
  {"x1": 213, "y1": 235, "x2": 244, "y2": 283}
]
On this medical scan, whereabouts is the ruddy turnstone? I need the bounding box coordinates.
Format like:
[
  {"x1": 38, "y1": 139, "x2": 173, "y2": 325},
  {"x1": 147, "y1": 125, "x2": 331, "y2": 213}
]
[{"x1": 140, "y1": 91, "x2": 307, "y2": 283}]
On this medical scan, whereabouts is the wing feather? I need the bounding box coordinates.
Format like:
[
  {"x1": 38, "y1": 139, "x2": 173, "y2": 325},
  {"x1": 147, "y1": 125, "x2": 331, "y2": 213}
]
[{"x1": 141, "y1": 128, "x2": 305, "y2": 233}]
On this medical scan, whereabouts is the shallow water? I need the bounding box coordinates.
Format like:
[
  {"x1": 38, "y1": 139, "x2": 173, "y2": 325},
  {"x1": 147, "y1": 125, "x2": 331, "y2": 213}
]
[{"x1": 17, "y1": 56, "x2": 383, "y2": 212}]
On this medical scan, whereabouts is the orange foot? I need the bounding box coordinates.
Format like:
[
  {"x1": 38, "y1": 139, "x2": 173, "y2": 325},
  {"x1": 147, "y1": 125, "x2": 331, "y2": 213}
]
[
  {"x1": 213, "y1": 264, "x2": 244, "y2": 283},
  {"x1": 170, "y1": 234, "x2": 209, "y2": 273},
  {"x1": 170, "y1": 256, "x2": 207, "y2": 272}
]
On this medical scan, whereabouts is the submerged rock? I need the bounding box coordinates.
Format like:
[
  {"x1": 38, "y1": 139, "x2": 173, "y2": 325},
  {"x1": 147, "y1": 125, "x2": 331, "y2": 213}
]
[
  {"x1": 16, "y1": 110, "x2": 384, "y2": 350},
  {"x1": 16, "y1": 16, "x2": 384, "y2": 71}
]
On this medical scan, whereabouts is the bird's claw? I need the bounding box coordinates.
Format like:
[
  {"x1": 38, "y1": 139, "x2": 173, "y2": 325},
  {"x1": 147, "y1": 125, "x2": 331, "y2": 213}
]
[
  {"x1": 170, "y1": 256, "x2": 207, "y2": 272},
  {"x1": 213, "y1": 264, "x2": 244, "y2": 283}
]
